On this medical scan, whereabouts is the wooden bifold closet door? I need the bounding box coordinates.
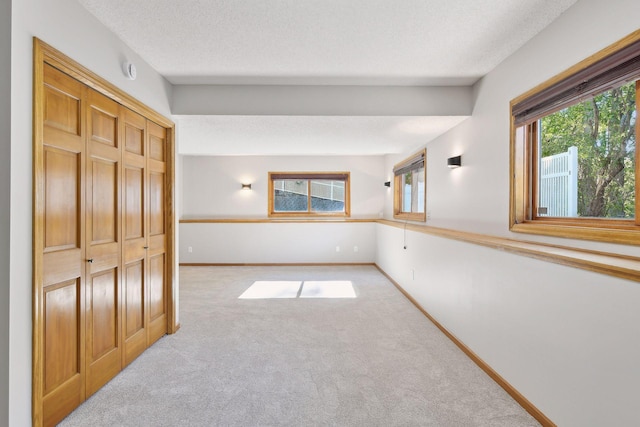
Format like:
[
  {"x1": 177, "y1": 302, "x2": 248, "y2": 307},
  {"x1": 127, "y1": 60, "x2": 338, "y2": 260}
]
[
  {"x1": 121, "y1": 110, "x2": 168, "y2": 366},
  {"x1": 39, "y1": 62, "x2": 87, "y2": 427},
  {"x1": 85, "y1": 87, "x2": 122, "y2": 397},
  {"x1": 34, "y1": 41, "x2": 175, "y2": 427}
]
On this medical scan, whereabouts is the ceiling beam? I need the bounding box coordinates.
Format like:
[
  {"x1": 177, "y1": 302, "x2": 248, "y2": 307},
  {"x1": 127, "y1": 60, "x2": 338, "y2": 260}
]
[{"x1": 172, "y1": 85, "x2": 472, "y2": 116}]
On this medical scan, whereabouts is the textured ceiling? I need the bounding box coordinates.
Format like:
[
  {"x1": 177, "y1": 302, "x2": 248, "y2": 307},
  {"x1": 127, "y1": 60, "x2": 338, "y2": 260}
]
[
  {"x1": 77, "y1": 0, "x2": 578, "y2": 86},
  {"x1": 76, "y1": 0, "x2": 578, "y2": 155},
  {"x1": 175, "y1": 115, "x2": 469, "y2": 156}
]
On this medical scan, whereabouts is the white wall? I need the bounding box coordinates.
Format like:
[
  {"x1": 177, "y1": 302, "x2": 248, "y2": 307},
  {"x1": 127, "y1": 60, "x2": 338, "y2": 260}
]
[
  {"x1": 378, "y1": 0, "x2": 640, "y2": 425},
  {"x1": 0, "y1": 1, "x2": 11, "y2": 425},
  {"x1": 384, "y1": 0, "x2": 639, "y2": 257},
  {"x1": 376, "y1": 224, "x2": 640, "y2": 426},
  {"x1": 181, "y1": 222, "x2": 376, "y2": 264},
  {"x1": 180, "y1": 155, "x2": 384, "y2": 263},
  {"x1": 181, "y1": 155, "x2": 386, "y2": 218},
  {"x1": 10, "y1": 0, "x2": 173, "y2": 424}
]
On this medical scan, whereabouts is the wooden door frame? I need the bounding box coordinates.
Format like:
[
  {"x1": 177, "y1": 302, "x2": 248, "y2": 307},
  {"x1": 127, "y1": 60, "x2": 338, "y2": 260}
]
[{"x1": 32, "y1": 38, "x2": 178, "y2": 426}]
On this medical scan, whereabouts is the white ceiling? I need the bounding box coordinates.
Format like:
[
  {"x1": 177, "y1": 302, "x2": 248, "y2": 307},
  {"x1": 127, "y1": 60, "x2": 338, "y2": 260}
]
[
  {"x1": 176, "y1": 115, "x2": 469, "y2": 156},
  {"x1": 77, "y1": 0, "x2": 578, "y2": 86},
  {"x1": 77, "y1": 0, "x2": 578, "y2": 155}
]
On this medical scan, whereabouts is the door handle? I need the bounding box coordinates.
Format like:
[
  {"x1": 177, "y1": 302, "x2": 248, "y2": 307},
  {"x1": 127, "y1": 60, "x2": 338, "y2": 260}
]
[
  {"x1": 143, "y1": 246, "x2": 149, "y2": 249},
  {"x1": 87, "y1": 258, "x2": 94, "y2": 263}
]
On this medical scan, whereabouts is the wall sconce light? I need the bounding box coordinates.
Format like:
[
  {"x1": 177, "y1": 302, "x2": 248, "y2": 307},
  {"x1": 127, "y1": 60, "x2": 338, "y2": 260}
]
[
  {"x1": 241, "y1": 183, "x2": 252, "y2": 190},
  {"x1": 384, "y1": 181, "x2": 391, "y2": 187},
  {"x1": 447, "y1": 155, "x2": 462, "y2": 169}
]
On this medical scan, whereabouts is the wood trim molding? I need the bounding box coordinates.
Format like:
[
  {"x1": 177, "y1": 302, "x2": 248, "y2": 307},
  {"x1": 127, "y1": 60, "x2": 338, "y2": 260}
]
[
  {"x1": 509, "y1": 29, "x2": 640, "y2": 245},
  {"x1": 374, "y1": 265, "x2": 557, "y2": 427},
  {"x1": 267, "y1": 171, "x2": 351, "y2": 218},
  {"x1": 179, "y1": 218, "x2": 377, "y2": 224},
  {"x1": 36, "y1": 38, "x2": 173, "y2": 129},
  {"x1": 180, "y1": 218, "x2": 640, "y2": 283},
  {"x1": 377, "y1": 219, "x2": 640, "y2": 283},
  {"x1": 165, "y1": 119, "x2": 178, "y2": 335},
  {"x1": 32, "y1": 38, "x2": 45, "y2": 427},
  {"x1": 180, "y1": 263, "x2": 376, "y2": 267},
  {"x1": 510, "y1": 221, "x2": 640, "y2": 245},
  {"x1": 393, "y1": 148, "x2": 426, "y2": 173},
  {"x1": 393, "y1": 148, "x2": 427, "y2": 222}
]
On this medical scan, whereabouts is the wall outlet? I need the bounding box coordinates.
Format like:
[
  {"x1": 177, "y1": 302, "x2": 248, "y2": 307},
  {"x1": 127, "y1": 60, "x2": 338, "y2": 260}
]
[
  {"x1": 353, "y1": 246, "x2": 359, "y2": 252},
  {"x1": 188, "y1": 246, "x2": 193, "y2": 253},
  {"x1": 336, "y1": 246, "x2": 341, "y2": 252}
]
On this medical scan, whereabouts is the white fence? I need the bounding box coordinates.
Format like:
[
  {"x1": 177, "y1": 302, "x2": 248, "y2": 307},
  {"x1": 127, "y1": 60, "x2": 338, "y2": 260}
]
[
  {"x1": 311, "y1": 180, "x2": 345, "y2": 202},
  {"x1": 539, "y1": 146, "x2": 578, "y2": 217},
  {"x1": 403, "y1": 182, "x2": 425, "y2": 213},
  {"x1": 274, "y1": 179, "x2": 345, "y2": 202}
]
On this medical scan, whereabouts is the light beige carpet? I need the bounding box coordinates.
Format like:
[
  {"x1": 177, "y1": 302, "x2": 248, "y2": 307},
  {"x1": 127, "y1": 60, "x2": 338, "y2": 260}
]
[{"x1": 59, "y1": 265, "x2": 540, "y2": 426}]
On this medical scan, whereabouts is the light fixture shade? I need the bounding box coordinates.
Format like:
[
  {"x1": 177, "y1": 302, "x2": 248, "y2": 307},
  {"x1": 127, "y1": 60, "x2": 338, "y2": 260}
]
[
  {"x1": 447, "y1": 155, "x2": 462, "y2": 168},
  {"x1": 384, "y1": 181, "x2": 391, "y2": 187},
  {"x1": 241, "y1": 183, "x2": 252, "y2": 190}
]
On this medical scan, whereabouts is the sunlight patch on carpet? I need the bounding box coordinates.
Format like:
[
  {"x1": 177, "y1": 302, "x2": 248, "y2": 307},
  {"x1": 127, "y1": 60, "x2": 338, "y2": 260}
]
[
  {"x1": 239, "y1": 280, "x2": 356, "y2": 299},
  {"x1": 238, "y1": 281, "x2": 302, "y2": 299},
  {"x1": 299, "y1": 281, "x2": 356, "y2": 298}
]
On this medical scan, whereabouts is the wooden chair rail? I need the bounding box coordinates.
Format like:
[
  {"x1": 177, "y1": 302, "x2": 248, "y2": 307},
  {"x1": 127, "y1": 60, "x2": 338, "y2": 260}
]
[
  {"x1": 179, "y1": 217, "x2": 640, "y2": 283},
  {"x1": 179, "y1": 218, "x2": 377, "y2": 224},
  {"x1": 378, "y1": 219, "x2": 640, "y2": 284}
]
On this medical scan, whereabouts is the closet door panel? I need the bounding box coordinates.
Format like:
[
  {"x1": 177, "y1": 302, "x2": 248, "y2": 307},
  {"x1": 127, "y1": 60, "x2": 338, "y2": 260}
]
[
  {"x1": 149, "y1": 132, "x2": 165, "y2": 162},
  {"x1": 90, "y1": 107, "x2": 117, "y2": 148},
  {"x1": 148, "y1": 254, "x2": 164, "y2": 320},
  {"x1": 124, "y1": 261, "x2": 144, "y2": 337},
  {"x1": 86, "y1": 268, "x2": 119, "y2": 395},
  {"x1": 40, "y1": 64, "x2": 86, "y2": 427},
  {"x1": 125, "y1": 167, "x2": 144, "y2": 239},
  {"x1": 149, "y1": 171, "x2": 165, "y2": 236},
  {"x1": 90, "y1": 160, "x2": 117, "y2": 243},
  {"x1": 124, "y1": 122, "x2": 144, "y2": 155},
  {"x1": 44, "y1": 147, "x2": 81, "y2": 251},
  {"x1": 44, "y1": 280, "x2": 80, "y2": 394},
  {"x1": 124, "y1": 260, "x2": 147, "y2": 362},
  {"x1": 43, "y1": 72, "x2": 80, "y2": 135},
  {"x1": 89, "y1": 270, "x2": 118, "y2": 358},
  {"x1": 122, "y1": 108, "x2": 148, "y2": 365},
  {"x1": 146, "y1": 122, "x2": 168, "y2": 345},
  {"x1": 85, "y1": 89, "x2": 122, "y2": 396}
]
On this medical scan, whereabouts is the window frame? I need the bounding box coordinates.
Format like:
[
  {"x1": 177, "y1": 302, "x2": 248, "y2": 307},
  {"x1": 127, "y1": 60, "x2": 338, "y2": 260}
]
[
  {"x1": 268, "y1": 171, "x2": 351, "y2": 218},
  {"x1": 393, "y1": 149, "x2": 427, "y2": 222},
  {"x1": 510, "y1": 30, "x2": 640, "y2": 244}
]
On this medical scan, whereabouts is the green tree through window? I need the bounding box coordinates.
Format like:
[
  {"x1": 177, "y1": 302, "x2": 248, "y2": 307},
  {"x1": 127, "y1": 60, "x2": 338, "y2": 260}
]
[
  {"x1": 510, "y1": 31, "x2": 640, "y2": 244},
  {"x1": 539, "y1": 81, "x2": 636, "y2": 218}
]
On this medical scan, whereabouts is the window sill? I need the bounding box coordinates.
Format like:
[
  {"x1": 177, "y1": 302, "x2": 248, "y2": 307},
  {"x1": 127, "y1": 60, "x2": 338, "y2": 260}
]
[
  {"x1": 268, "y1": 213, "x2": 350, "y2": 219},
  {"x1": 393, "y1": 212, "x2": 426, "y2": 222},
  {"x1": 510, "y1": 222, "x2": 640, "y2": 246},
  {"x1": 379, "y1": 219, "x2": 640, "y2": 283}
]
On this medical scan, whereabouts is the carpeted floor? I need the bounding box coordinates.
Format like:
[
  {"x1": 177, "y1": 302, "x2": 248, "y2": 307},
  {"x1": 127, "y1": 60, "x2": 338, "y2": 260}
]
[{"x1": 59, "y1": 265, "x2": 540, "y2": 426}]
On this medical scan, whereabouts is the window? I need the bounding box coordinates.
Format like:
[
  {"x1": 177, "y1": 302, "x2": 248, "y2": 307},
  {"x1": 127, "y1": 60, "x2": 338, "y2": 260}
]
[
  {"x1": 268, "y1": 172, "x2": 350, "y2": 217},
  {"x1": 510, "y1": 32, "x2": 639, "y2": 244},
  {"x1": 393, "y1": 149, "x2": 426, "y2": 221}
]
